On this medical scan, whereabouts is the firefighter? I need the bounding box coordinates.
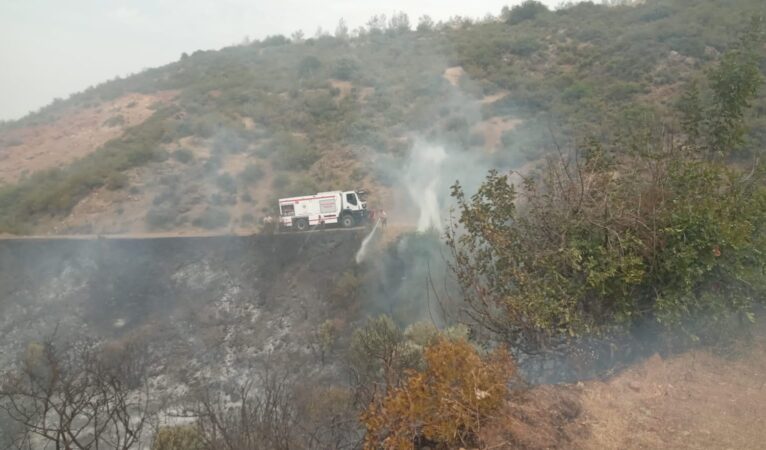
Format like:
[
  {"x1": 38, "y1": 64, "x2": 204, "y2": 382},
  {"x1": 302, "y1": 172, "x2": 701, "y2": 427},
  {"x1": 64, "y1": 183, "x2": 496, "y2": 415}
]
[{"x1": 380, "y1": 209, "x2": 388, "y2": 228}]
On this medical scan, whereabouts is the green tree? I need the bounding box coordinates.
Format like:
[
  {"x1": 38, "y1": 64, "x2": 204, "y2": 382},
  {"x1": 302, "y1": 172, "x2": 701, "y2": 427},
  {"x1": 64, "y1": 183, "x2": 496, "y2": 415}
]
[
  {"x1": 349, "y1": 315, "x2": 419, "y2": 389},
  {"x1": 502, "y1": 1, "x2": 549, "y2": 25},
  {"x1": 706, "y1": 17, "x2": 764, "y2": 156},
  {"x1": 298, "y1": 55, "x2": 322, "y2": 78},
  {"x1": 678, "y1": 80, "x2": 703, "y2": 144},
  {"x1": 449, "y1": 97, "x2": 766, "y2": 351}
]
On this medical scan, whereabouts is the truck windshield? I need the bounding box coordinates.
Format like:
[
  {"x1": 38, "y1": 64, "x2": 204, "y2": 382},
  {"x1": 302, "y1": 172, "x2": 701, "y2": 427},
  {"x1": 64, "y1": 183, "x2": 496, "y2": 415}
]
[
  {"x1": 281, "y1": 204, "x2": 295, "y2": 216},
  {"x1": 346, "y1": 193, "x2": 357, "y2": 206}
]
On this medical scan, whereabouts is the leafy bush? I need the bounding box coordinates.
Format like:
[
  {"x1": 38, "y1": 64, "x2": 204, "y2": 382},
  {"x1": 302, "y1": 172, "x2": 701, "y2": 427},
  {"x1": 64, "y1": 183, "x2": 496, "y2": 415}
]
[
  {"x1": 640, "y1": 5, "x2": 675, "y2": 23},
  {"x1": 362, "y1": 338, "x2": 514, "y2": 448},
  {"x1": 349, "y1": 315, "x2": 420, "y2": 389},
  {"x1": 329, "y1": 271, "x2": 360, "y2": 309},
  {"x1": 271, "y1": 134, "x2": 319, "y2": 171},
  {"x1": 192, "y1": 207, "x2": 230, "y2": 229},
  {"x1": 298, "y1": 56, "x2": 322, "y2": 78},
  {"x1": 448, "y1": 33, "x2": 766, "y2": 350},
  {"x1": 105, "y1": 172, "x2": 129, "y2": 190},
  {"x1": 503, "y1": 1, "x2": 549, "y2": 25},
  {"x1": 508, "y1": 37, "x2": 543, "y2": 57},
  {"x1": 172, "y1": 148, "x2": 194, "y2": 164},
  {"x1": 102, "y1": 115, "x2": 125, "y2": 127},
  {"x1": 332, "y1": 57, "x2": 359, "y2": 81},
  {"x1": 145, "y1": 207, "x2": 180, "y2": 230},
  {"x1": 215, "y1": 173, "x2": 237, "y2": 194},
  {"x1": 272, "y1": 173, "x2": 291, "y2": 190},
  {"x1": 151, "y1": 425, "x2": 205, "y2": 450}
]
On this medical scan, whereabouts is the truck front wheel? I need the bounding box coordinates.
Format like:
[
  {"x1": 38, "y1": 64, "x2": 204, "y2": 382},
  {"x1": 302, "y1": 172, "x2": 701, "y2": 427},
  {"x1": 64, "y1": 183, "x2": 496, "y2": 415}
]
[
  {"x1": 295, "y1": 218, "x2": 309, "y2": 231},
  {"x1": 341, "y1": 214, "x2": 355, "y2": 228}
]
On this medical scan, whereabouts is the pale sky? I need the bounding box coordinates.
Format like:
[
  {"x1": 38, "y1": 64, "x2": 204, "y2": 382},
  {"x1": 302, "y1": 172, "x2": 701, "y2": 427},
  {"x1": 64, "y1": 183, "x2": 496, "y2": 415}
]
[{"x1": 0, "y1": 0, "x2": 563, "y2": 121}]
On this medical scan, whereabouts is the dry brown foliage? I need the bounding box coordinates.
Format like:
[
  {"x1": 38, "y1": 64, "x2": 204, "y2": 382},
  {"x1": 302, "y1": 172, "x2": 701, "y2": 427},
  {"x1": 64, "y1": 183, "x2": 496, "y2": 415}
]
[{"x1": 361, "y1": 338, "x2": 514, "y2": 449}]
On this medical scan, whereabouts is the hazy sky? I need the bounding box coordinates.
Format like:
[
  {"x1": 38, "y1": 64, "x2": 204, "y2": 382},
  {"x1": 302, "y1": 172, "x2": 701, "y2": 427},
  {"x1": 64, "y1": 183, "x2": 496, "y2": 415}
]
[{"x1": 0, "y1": 0, "x2": 563, "y2": 121}]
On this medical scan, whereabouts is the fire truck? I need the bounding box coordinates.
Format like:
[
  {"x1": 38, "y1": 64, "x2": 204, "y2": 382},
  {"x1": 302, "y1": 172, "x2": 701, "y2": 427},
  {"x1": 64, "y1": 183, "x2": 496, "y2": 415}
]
[{"x1": 278, "y1": 190, "x2": 368, "y2": 231}]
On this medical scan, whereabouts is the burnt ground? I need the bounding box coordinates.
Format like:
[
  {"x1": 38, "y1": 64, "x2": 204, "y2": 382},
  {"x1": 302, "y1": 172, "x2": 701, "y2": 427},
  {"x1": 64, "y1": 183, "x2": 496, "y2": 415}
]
[
  {"x1": 3, "y1": 231, "x2": 766, "y2": 449},
  {"x1": 0, "y1": 230, "x2": 365, "y2": 392}
]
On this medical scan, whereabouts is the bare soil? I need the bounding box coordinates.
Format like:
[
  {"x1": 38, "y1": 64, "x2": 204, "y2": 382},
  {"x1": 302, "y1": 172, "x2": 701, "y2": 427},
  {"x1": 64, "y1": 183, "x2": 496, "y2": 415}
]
[
  {"x1": 329, "y1": 79, "x2": 354, "y2": 100},
  {"x1": 575, "y1": 335, "x2": 766, "y2": 450},
  {"x1": 483, "y1": 323, "x2": 766, "y2": 449},
  {"x1": 480, "y1": 90, "x2": 510, "y2": 105},
  {"x1": 473, "y1": 116, "x2": 523, "y2": 151},
  {"x1": 443, "y1": 66, "x2": 466, "y2": 87}
]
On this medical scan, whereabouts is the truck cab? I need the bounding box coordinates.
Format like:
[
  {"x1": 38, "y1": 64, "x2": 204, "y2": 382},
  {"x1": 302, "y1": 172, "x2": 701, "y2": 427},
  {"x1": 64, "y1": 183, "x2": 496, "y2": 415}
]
[{"x1": 340, "y1": 190, "x2": 368, "y2": 227}]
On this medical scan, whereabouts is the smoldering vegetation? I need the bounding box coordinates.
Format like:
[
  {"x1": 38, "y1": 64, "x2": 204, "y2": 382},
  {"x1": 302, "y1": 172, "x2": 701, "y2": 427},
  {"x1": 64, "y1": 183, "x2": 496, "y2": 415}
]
[{"x1": 0, "y1": 233, "x2": 370, "y2": 446}]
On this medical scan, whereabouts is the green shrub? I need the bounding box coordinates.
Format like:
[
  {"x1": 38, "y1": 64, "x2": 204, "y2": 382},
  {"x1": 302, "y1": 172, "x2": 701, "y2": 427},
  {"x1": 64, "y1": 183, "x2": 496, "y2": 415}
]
[
  {"x1": 172, "y1": 148, "x2": 194, "y2": 164},
  {"x1": 146, "y1": 207, "x2": 180, "y2": 230},
  {"x1": 102, "y1": 115, "x2": 125, "y2": 127},
  {"x1": 332, "y1": 57, "x2": 359, "y2": 81},
  {"x1": 215, "y1": 173, "x2": 237, "y2": 194},
  {"x1": 503, "y1": 1, "x2": 549, "y2": 25},
  {"x1": 210, "y1": 192, "x2": 236, "y2": 206},
  {"x1": 272, "y1": 173, "x2": 291, "y2": 190},
  {"x1": 151, "y1": 425, "x2": 205, "y2": 450},
  {"x1": 238, "y1": 163, "x2": 264, "y2": 184},
  {"x1": 271, "y1": 134, "x2": 319, "y2": 171},
  {"x1": 298, "y1": 55, "x2": 322, "y2": 78},
  {"x1": 508, "y1": 37, "x2": 542, "y2": 57},
  {"x1": 192, "y1": 207, "x2": 230, "y2": 229},
  {"x1": 106, "y1": 172, "x2": 129, "y2": 190}
]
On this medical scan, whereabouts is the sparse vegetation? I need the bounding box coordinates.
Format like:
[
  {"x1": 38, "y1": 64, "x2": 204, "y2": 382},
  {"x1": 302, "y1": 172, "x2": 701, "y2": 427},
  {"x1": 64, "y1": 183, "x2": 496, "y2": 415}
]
[
  {"x1": 103, "y1": 114, "x2": 126, "y2": 127},
  {"x1": 192, "y1": 207, "x2": 230, "y2": 229},
  {"x1": 0, "y1": 107, "x2": 178, "y2": 232},
  {"x1": 172, "y1": 148, "x2": 195, "y2": 164},
  {"x1": 238, "y1": 163, "x2": 264, "y2": 184}
]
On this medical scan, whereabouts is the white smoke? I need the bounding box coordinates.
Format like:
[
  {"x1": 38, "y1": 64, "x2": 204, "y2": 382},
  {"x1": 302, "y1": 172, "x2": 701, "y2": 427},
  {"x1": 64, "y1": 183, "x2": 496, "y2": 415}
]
[
  {"x1": 404, "y1": 142, "x2": 447, "y2": 232},
  {"x1": 398, "y1": 139, "x2": 494, "y2": 233}
]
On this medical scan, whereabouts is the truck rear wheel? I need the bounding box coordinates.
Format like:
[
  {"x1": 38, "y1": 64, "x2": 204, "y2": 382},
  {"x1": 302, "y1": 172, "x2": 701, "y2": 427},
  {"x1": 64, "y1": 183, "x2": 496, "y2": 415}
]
[
  {"x1": 341, "y1": 214, "x2": 355, "y2": 228},
  {"x1": 295, "y1": 218, "x2": 309, "y2": 231}
]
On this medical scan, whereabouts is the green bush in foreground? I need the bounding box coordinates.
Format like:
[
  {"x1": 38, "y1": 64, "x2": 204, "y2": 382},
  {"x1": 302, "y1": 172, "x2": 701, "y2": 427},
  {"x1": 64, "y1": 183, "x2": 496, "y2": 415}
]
[{"x1": 448, "y1": 25, "x2": 766, "y2": 350}]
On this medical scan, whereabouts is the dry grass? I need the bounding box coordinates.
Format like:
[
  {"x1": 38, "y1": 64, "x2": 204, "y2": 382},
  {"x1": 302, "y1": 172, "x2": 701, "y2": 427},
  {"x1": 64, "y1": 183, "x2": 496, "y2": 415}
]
[{"x1": 480, "y1": 323, "x2": 766, "y2": 449}]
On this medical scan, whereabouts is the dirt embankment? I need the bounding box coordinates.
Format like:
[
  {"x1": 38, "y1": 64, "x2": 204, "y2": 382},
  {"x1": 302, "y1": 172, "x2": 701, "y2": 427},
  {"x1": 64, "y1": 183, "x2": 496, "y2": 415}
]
[{"x1": 485, "y1": 324, "x2": 766, "y2": 449}]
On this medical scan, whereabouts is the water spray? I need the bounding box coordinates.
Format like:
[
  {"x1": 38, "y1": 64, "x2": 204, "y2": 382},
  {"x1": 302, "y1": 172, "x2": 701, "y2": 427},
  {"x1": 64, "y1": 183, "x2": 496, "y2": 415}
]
[{"x1": 355, "y1": 219, "x2": 381, "y2": 264}]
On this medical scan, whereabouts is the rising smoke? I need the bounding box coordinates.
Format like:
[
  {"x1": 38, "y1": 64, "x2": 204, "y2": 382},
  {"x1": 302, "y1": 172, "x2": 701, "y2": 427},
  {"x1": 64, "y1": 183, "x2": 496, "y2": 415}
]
[{"x1": 394, "y1": 138, "x2": 506, "y2": 233}]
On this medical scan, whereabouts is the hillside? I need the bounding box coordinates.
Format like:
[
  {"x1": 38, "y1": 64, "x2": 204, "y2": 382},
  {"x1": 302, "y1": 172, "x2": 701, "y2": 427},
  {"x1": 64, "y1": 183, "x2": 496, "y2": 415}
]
[
  {"x1": 2, "y1": 2, "x2": 766, "y2": 447},
  {"x1": 0, "y1": 0, "x2": 765, "y2": 235}
]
